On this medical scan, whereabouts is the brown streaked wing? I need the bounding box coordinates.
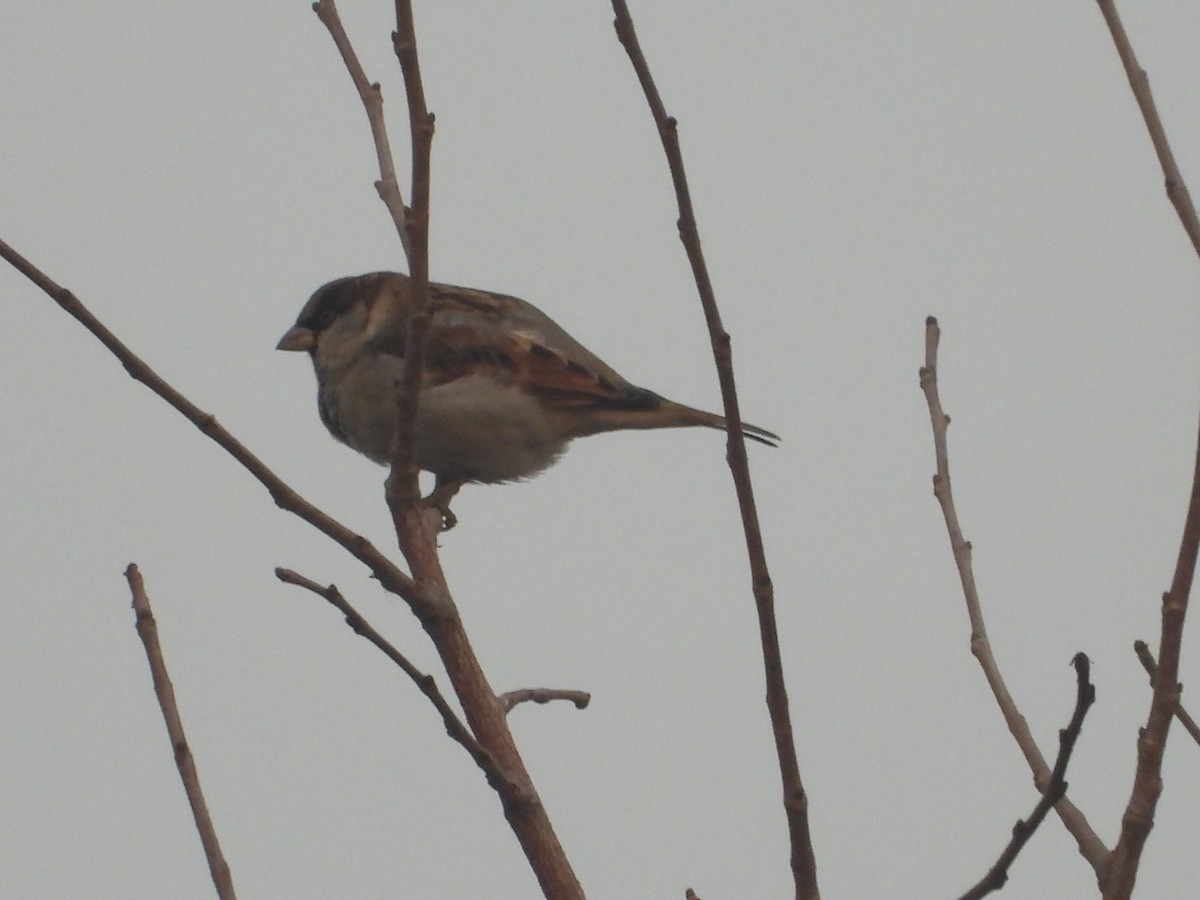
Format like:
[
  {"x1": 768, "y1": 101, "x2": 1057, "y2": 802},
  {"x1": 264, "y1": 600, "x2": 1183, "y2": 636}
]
[
  {"x1": 422, "y1": 284, "x2": 637, "y2": 408},
  {"x1": 429, "y1": 284, "x2": 632, "y2": 386},
  {"x1": 424, "y1": 320, "x2": 628, "y2": 409}
]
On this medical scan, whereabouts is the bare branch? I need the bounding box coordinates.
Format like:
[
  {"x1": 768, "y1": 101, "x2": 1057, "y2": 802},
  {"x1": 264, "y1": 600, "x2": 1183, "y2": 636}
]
[
  {"x1": 384, "y1": 1, "x2": 437, "y2": 526},
  {"x1": 273, "y1": 568, "x2": 509, "y2": 777},
  {"x1": 126, "y1": 564, "x2": 237, "y2": 900},
  {"x1": 295, "y1": 5, "x2": 581, "y2": 895},
  {"x1": 0, "y1": 238, "x2": 417, "y2": 606},
  {"x1": 609, "y1": 4, "x2": 817, "y2": 897},
  {"x1": 2, "y1": 229, "x2": 579, "y2": 900},
  {"x1": 309, "y1": 0, "x2": 439, "y2": 535},
  {"x1": 277, "y1": 578, "x2": 472, "y2": 753},
  {"x1": 391, "y1": 2, "x2": 434, "y2": 259},
  {"x1": 1094, "y1": 0, "x2": 1200, "y2": 262},
  {"x1": 0, "y1": 233, "x2": 580, "y2": 895},
  {"x1": 919, "y1": 316, "x2": 1109, "y2": 875},
  {"x1": 311, "y1": 0, "x2": 412, "y2": 264},
  {"x1": 956, "y1": 654, "x2": 1096, "y2": 900},
  {"x1": 1091, "y1": 5, "x2": 1200, "y2": 897},
  {"x1": 1134, "y1": 640, "x2": 1200, "y2": 748},
  {"x1": 499, "y1": 689, "x2": 592, "y2": 714}
]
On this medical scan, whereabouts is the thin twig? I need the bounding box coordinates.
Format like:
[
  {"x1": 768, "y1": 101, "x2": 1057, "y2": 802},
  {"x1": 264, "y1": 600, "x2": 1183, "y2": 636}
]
[
  {"x1": 311, "y1": 0, "x2": 412, "y2": 264},
  {"x1": 499, "y1": 688, "x2": 592, "y2": 714},
  {"x1": 0, "y1": 238, "x2": 416, "y2": 605},
  {"x1": 609, "y1": 5, "x2": 816, "y2": 898},
  {"x1": 919, "y1": 317, "x2": 1109, "y2": 875},
  {"x1": 1092, "y1": 5, "x2": 1200, "y2": 897},
  {"x1": 126, "y1": 564, "x2": 237, "y2": 900},
  {"x1": 1134, "y1": 640, "x2": 1200, "y2": 747},
  {"x1": 273, "y1": 568, "x2": 528, "y2": 797},
  {"x1": 956, "y1": 653, "x2": 1096, "y2": 900},
  {"x1": 1094, "y1": 0, "x2": 1200, "y2": 261}
]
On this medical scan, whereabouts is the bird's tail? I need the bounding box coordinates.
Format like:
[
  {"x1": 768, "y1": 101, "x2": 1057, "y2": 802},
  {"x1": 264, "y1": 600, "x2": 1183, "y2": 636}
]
[
  {"x1": 580, "y1": 389, "x2": 779, "y2": 447},
  {"x1": 656, "y1": 398, "x2": 780, "y2": 447}
]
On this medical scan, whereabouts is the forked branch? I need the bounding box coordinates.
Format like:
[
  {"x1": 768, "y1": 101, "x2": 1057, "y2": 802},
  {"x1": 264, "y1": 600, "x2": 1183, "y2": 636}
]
[
  {"x1": 1092, "y1": 4, "x2": 1200, "y2": 897},
  {"x1": 314, "y1": 6, "x2": 583, "y2": 896},
  {"x1": 1133, "y1": 641, "x2": 1200, "y2": 747},
  {"x1": 956, "y1": 654, "x2": 1096, "y2": 900},
  {"x1": 274, "y1": 567, "x2": 524, "y2": 795},
  {"x1": 919, "y1": 316, "x2": 1108, "y2": 875}
]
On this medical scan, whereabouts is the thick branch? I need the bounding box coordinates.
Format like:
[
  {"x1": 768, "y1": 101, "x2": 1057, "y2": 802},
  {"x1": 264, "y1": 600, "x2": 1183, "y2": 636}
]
[
  {"x1": 919, "y1": 317, "x2": 1108, "y2": 875},
  {"x1": 609, "y1": 4, "x2": 817, "y2": 898},
  {"x1": 377, "y1": 5, "x2": 582, "y2": 897},
  {"x1": 1092, "y1": 5, "x2": 1200, "y2": 897},
  {"x1": 956, "y1": 653, "x2": 1096, "y2": 900},
  {"x1": 1104, "y1": 455, "x2": 1199, "y2": 899},
  {"x1": 126, "y1": 564, "x2": 237, "y2": 900}
]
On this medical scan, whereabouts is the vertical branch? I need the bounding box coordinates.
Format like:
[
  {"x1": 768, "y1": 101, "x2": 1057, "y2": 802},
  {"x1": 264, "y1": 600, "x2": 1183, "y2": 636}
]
[
  {"x1": 1090, "y1": 4, "x2": 1200, "y2": 896},
  {"x1": 1104, "y1": 427, "x2": 1200, "y2": 899},
  {"x1": 377, "y1": 5, "x2": 584, "y2": 898},
  {"x1": 126, "y1": 564, "x2": 237, "y2": 900},
  {"x1": 392, "y1": 1, "x2": 433, "y2": 271},
  {"x1": 385, "y1": 0, "x2": 436, "y2": 518},
  {"x1": 609, "y1": 4, "x2": 818, "y2": 898}
]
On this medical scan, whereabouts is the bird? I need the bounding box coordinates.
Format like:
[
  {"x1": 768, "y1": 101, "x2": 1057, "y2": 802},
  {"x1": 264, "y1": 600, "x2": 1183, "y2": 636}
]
[{"x1": 277, "y1": 271, "x2": 776, "y2": 520}]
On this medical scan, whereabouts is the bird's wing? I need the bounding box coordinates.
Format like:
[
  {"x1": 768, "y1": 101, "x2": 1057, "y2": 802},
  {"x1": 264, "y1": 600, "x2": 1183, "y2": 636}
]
[{"x1": 411, "y1": 283, "x2": 649, "y2": 410}]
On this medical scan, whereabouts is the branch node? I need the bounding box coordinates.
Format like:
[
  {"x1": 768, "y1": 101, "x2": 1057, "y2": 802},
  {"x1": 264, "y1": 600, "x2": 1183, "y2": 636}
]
[{"x1": 499, "y1": 688, "x2": 593, "y2": 714}]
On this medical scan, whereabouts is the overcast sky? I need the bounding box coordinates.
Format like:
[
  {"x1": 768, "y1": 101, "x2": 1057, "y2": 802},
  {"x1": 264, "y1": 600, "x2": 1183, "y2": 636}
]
[{"x1": 4, "y1": 2, "x2": 1200, "y2": 898}]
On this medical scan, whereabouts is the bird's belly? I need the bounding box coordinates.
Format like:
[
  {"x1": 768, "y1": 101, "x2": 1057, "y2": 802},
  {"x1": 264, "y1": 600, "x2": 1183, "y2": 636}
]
[{"x1": 415, "y1": 376, "x2": 568, "y2": 483}]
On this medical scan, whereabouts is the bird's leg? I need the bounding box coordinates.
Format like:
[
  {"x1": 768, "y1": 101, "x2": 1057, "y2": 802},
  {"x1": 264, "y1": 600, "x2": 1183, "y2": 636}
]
[{"x1": 424, "y1": 476, "x2": 467, "y2": 531}]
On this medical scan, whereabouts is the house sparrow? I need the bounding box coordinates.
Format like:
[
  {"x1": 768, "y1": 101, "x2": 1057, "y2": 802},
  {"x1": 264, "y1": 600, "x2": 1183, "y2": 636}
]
[{"x1": 277, "y1": 272, "x2": 776, "y2": 509}]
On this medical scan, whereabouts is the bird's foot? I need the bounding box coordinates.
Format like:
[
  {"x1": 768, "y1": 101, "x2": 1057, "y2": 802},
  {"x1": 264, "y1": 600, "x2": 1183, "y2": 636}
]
[{"x1": 424, "y1": 477, "x2": 467, "y2": 531}]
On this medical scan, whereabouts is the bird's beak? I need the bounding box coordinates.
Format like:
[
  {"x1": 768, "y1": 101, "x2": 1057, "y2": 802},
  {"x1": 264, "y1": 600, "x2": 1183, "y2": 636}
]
[{"x1": 276, "y1": 326, "x2": 315, "y2": 352}]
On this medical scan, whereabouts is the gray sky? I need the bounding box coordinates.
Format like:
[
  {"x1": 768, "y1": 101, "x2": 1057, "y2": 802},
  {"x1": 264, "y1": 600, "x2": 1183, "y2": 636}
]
[{"x1": 4, "y1": 2, "x2": 1200, "y2": 897}]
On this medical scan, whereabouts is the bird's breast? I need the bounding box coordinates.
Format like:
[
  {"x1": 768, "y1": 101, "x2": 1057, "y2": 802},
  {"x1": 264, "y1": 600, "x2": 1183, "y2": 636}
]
[{"x1": 316, "y1": 358, "x2": 568, "y2": 482}]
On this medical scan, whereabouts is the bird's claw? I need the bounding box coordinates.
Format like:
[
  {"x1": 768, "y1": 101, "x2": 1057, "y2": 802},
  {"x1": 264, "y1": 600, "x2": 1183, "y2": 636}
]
[{"x1": 424, "y1": 477, "x2": 466, "y2": 531}]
